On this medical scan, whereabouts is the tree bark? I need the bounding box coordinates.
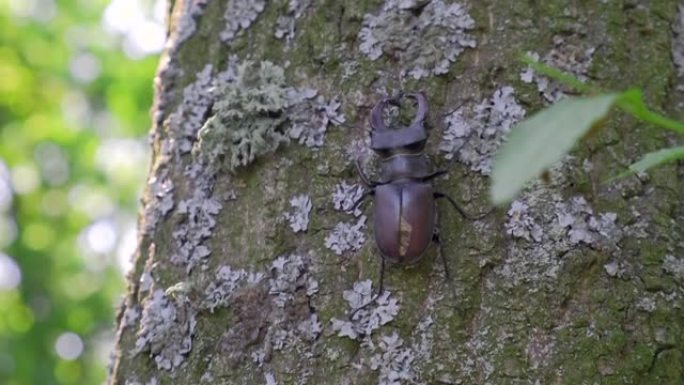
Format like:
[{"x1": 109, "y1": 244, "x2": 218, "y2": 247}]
[{"x1": 109, "y1": 0, "x2": 684, "y2": 384}]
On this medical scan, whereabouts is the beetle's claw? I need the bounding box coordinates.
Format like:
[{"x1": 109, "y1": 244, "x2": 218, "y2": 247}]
[
  {"x1": 407, "y1": 92, "x2": 428, "y2": 130},
  {"x1": 370, "y1": 98, "x2": 391, "y2": 131}
]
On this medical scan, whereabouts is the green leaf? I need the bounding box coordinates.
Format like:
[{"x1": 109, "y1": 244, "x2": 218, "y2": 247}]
[
  {"x1": 612, "y1": 146, "x2": 684, "y2": 180},
  {"x1": 521, "y1": 56, "x2": 684, "y2": 134},
  {"x1": 617, "y1": 89, "x2": 684, "y2": 134},
  {"x1": 521, "y1": 54, "x2": 592, "y2": 93},
  {"x1": 491, "y1": 93, "x2": 620, "y2": 205}
]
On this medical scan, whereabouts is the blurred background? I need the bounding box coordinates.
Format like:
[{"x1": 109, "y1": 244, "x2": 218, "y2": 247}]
[{"x1": 0, "y1": 0, "x2": 166, "y2": 383}]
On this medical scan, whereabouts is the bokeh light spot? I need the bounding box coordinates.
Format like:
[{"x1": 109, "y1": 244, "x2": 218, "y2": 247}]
[
  {"x1": 61, "y1": 91, "x2": 91, "y2": 130},
  {"x1": 55, "y1": 332, "x2": 85, "y2": 360},
  {"x1": 8, "y1": 0, "x2": 56, "y2": 22},
  {"x1": 35, "y1": 142, "x2": 70, "y2": 186},
  {"x1": 102, "y1": 0, "x2": 166, "y2": 59},
  {"x1": 122, "y1": 20, "x2": 166, "y2": 59},
  {"x1": 0, "y1": 217, "x2": 17, "y2": 248},
  {"x1": 95, "y1": 139, "x2": 148, "y2": 186},
  {"x1": 60, "y1": 271, "x2": 103, "y2": 300},
  {"x1": 0, "y1": 162, "x2": 12, "y2": 211},
  {"x1": 102, "y1": 0, "x2": 144, "y2": 35},
  {"x1": 0, "y1": 253, "x2": 21, "y2": 290},
  {"x1": 68, "y1": 184, "x2": 115, "y2": 219},
  {"x1": 10, "y1": 164, "x2": 40, "y2": 194},
  {"x1": 116, "y1": 225, "x2": 137, "y2": 274},
  {"x1": 86, "y1": 219, "x2": 117, "y2": 254},
  {"x1": 69, "y1": 52, "x2": 102, "y2": 83}
]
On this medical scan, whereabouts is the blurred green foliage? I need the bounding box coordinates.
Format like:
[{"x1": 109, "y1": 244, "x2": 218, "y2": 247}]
[{"x1": 0, "y1": 0, "x2": 160, "y2": 383}]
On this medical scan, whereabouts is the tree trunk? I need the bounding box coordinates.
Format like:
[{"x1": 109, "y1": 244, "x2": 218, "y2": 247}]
[{"x1": 108, "y1": 1, "x2": 684, "y2": 384}]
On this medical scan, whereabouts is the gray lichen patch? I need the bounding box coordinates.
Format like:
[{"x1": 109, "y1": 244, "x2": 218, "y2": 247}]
[
  {"x1": 269, "y1": 254, "x2": 319, "y2": 308},
  {"x1": 264, "y1": 372, "x2": 277, "y2": 385},
  {"x1": 194, "y1": 60, "x2": 345, "y2": 171},
  {"x1": 283, "y1": 194, "x2": 312, "y2": 233},
  {"x1": 369, "y1": 332, "x2": 416, "y2": 385},
  {"x1": 133, "y1": 288, "x2": 197, "y2": 371},
  {"x1": 634, "y1": 295, "x2": 657, "y2": 313},
  {"x1": 663, "y1": 254, "x2": 684, "y2": 280},
  {"x1": 358, "y1": 0, "x2": 476, "y2": 79},
  {"x1": 525, "y1": 328, "x2": 556, "y2": 370},
  {"x1": 439, "y1": 86, "x2": 525, "y2": 175},
  {"x1": 501, "y1": 194, "x2": 622, "y2": 287},
  {"x1": 332, "y1": 181, "x2": 365, "y2": 217},
  {"x1": 170, "y1": 177, "x2": 223, "y2": 272},
  {"x1": 167, "y1": 63, "x2": 234, "y2": 155},
  {"x1": 330, "y1": 281, "x2": 447, "y2": 384},
  {"x1": 555, "y1": 198, "x2": 621, "y2": 247},
  {"x1": 140, "y1": 60, "x2": 237, "y2": 238},
  {"x1": 142, "y1": 176, "x2": 175, "y2": 234},
  {"x1": 125, "y1": 377, "x2": 158, "y2": 385},
  {"x1": 173, "y1": 0, "x2": 210, "y2": 45},
  {"x1": 198, "y1": 254, "x2": 321, "y2": 380},
  {"x1": 274, "y1": 0, "x2": 312, "y2": 43},
  {"x1": 331, "y1": 280, "x2": 400, "y2": 340},
  {"x1": 520, "y1": 36, "x2": 595, "y2": 103},
  {"x1": 121, "y1": 304, "x2": 141, "y2": 329},
  {"x1": 287, "y1": 90, "x2": 345, "y2": 148},
  {"x1": 504, "y1": 200, "x2": 543, "y2": 243},
  {"x1": 673, "y1": 5, "x2": 684, "y2": 81},
  {"x1": 203, "y1": 265, "x2": 264, "y2": 312},
  {"x1": 195, "y1": 60, "x2": 289, "y2": 170},
  {"x1": 406, "y1": 307, "x2": 436, "y2": 381},
  {"x1": 461, "y1": 320, "x2": 508, "y2": 381},
  {"x1": 257, "y1": 254, "x2": 322, "y2": 376},
  {"x1": 324, "y1": 215, "x2": 367, "y2": 255},
  {"x1": 219, "y1": 0, "x2": 266, "y2": 44}
]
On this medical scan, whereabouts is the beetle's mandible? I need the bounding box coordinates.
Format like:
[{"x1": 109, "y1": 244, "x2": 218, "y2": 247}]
[{"x1": 354, "y1": 92, "x2": 481, "y2": 300}]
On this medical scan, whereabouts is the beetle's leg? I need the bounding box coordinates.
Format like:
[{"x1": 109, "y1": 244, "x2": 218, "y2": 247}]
[
  {"x1": 432, "y1": 231, "x2": 463, "y2": 306},
  {"x1": 434, "y1": 192, "x2": 490, "y2": 220},
  {"x1": 421, "y1": 169, "x2": 449, "y2": 182},
  {"x1": 432, "y1": 232, "x2": 451, "y2": 282},
  {"x1": 355, "y1": 158, "x2": 387, "y2": 188},
  {"x1": 350, "y1": 189, "x2": 374, "y2": 213},
  {"x1": 422, "y1": 155, "x2": 460, "y2": 182},
  {"x1": 377, "y1": 258, "x2": 386, "y2": 296}
]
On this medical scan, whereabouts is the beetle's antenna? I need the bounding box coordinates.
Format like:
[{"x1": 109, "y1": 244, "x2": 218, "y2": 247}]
[{"x1": 434, "y1": 192, "x2": 491, "y2": 220}]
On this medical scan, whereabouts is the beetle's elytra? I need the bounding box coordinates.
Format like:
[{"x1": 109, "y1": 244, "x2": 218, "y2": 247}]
[{"x1": 354, "y1": 92, "x2": 478, "y2": 298}]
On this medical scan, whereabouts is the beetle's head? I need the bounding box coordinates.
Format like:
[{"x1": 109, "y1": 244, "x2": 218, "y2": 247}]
[{"x1": 369, "y1": 92, "x2": 429, "y2": 157}]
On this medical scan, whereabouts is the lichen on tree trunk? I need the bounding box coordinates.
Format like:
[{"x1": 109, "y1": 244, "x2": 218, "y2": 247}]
[{"x1": 108, "y1": 1, "x2": 684, "y2": 384}]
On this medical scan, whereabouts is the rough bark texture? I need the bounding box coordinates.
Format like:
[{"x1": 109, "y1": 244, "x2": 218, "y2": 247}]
[{"x1": 109, "y1": 1, "x2": 684, "y2": 384}]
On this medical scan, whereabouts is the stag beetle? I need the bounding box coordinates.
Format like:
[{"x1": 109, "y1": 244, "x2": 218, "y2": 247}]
[{"x1": 353, "y1": 92, "x2": 480, "y2": 299}]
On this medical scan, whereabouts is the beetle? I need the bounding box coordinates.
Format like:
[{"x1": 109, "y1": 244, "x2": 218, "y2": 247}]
[{"x1": 353, "y1": 92, "x2": 480, "y2": 301}]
